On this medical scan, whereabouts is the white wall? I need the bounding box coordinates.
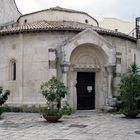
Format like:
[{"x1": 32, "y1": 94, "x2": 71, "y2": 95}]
[
  {"x1": 0, "y1": 0, "x2": 21, "y2": 26},
  {"x1": 19, "y1": 10, "x2": 98, "y2": 26},
  {"x1": 0, "y1": 30, "x2": 138, "y2": 107},
  {"x1": 0, "y1": 32, "x2": 75, "y2": 106},
  {"x1": 99, "y1": 18, "x2": 135, "y2": 37}
]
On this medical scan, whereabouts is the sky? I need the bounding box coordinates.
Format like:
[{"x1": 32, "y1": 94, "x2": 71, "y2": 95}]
[{"x1": 15, "y1": 0, "x2": 140, "y2": 22}]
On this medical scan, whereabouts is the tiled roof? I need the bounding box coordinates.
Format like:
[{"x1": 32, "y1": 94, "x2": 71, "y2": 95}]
[
  {"x1": 50, "y1": 6, "x2": 87, "y2": 14},
  {"x1": 0, "y1": 20, "x2": 136, "y2": 42}
]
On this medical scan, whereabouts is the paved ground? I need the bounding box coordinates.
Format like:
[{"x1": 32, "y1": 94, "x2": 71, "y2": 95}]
[{"x1": 0, "y1": 111, "x2": 140, "y2": 140}]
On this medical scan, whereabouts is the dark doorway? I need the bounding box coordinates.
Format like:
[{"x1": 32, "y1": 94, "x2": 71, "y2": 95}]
[{"x1": 76, "y1": 72, "x2": 95, "y2": 110}]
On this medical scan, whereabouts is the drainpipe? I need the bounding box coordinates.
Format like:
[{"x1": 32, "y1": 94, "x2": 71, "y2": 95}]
[{"x1": 136, "y1": 17, "x2": 140, "y2": 48}]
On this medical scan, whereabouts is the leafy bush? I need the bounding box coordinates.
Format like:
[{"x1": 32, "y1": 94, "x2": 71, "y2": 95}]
[
  {"x1": 59, "y1": 103, "x2": 73, "y2": 115},
  {"x1": 0, "y1": 106, "x2": 5, "y2": 115},
  {"x1": 40, "y1": 77, "x2": 73, "y2": 116},
  {"x1": 39, "y1": 107, "x2": 60, "y2": 116},
  {"x1": 118, "y1": 63, "x2": 140, "y2": 115},
  {"x1": 40, "y1": 77, "x2": 67, "y2": 104},
  {"x1": 0, "y1": 87, "x2": 10, "y2": 106},
  {"x1": 0, "y1": 86, "x2": 10, "y2": 115}
]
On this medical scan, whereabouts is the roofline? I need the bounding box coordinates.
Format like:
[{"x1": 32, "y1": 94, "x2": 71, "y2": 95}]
[
  {"x1": 17, "y1": 7, "x2": 99, "y2": 26},
  {"x1": 0, "y1": 28, "x2": 136, "y2": 43},
  {"x1": 102, "y1": 17, "x2": 135, "y2": 24}
]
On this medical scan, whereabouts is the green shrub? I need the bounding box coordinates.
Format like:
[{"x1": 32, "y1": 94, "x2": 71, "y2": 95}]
[
  {"x1": 0, "y1": 87, "x2": 10, "y2": 106},
  {"x1": 40, "y1": 77, "x2": 69, "y2": 116},
  {"x1": 59, "y1": 103, "x2": 73, "y2": 115},
  {"x1": 118, "y1": 63, "x2": 140, "y2": 114},
  {"x1": 0, "y1": 86, "x2": 10, "y2": 116},
  {"x1": 0, "y1": 106, "x2": 5, "y2": 115}
]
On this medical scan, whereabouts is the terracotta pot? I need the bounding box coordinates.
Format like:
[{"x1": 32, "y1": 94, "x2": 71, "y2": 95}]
[
  {"x1": 43, "y1": 115, "x2": 62, "y2": 122},
  {"x1": 123, "y1": 112, "x2": 139, "y2": 118}
]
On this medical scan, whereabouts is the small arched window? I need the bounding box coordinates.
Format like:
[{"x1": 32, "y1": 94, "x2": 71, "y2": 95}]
[
  {"x1": 85, "y1": 19, "x2": 88, "y2": 23},
  {"x1": 24, "y1": 19, "x2": 27, "y2": 24},
  {"x1": 10, "y1": 59, "x2": 16, "y2": 81}
]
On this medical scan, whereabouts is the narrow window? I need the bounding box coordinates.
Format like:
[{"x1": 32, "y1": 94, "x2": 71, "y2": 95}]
[
  {"x1": 24, "y1": 19, "x2": 27, "y2": 24},
  {"x1": 10, "y1": 60, "x2": 16, "y2": 81},
  {"x1": 134, "y1": 54, "x2": 136, "y2": 64},
  {"x1": 85, "y1": 19, "x2": 88, "y2": 23},
  {"x1": 13, "y1": 62, "x2": 16, "y2": 80}
]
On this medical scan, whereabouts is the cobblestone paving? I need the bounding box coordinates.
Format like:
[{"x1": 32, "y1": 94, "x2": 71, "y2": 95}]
[{"x1": 0, "y1": 111, "x2": 140, "y2": 140}]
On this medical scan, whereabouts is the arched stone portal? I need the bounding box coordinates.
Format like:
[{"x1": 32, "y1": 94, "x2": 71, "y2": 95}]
[
  {"x1": 60, "y1": 28, "x2": 116, "y2": 110},
  {"x1": 68, "y1": 44, "x2": 108, "y2": 110}
]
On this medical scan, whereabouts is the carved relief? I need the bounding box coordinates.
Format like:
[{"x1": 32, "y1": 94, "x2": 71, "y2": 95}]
[{"x1": 70, "y1": 45, "x2": 106, "y2": 67}]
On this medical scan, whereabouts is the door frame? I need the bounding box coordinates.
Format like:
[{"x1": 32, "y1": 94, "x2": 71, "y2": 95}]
[{"x1": 67, "y1": 67, "x2": 107, "y2": 110}]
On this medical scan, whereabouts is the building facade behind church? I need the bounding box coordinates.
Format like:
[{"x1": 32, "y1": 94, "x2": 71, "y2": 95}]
[{"x1": 0, "y1": 0, "x2": 140, "y2": 110}]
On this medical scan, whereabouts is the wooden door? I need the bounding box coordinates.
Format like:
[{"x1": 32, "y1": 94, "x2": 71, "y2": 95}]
[{"x1": 76, "y1": 72, "x2": 95, "y2": 110}]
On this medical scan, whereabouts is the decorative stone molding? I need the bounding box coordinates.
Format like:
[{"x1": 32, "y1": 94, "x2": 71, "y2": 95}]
[
  {"x1": 61, "y1": 61, "x2": 70, "y2": 73},
  {"x1": 116, "y1": 57, "x2": 121, "y2": 64},
  {"x1": 105, "y1": 97, "x2": 117, "y2": 107},
  {"x1": 48, "y1": 49, "x2": 57, "y2": 69},
  {"x1": 48, "y1": 49, "x2": 56, "y2": 60},
  {"x1": 73, "y1": 64, "x2": 101, "y2": 71},
  {"x1": 49, "y1": 60, "x2": 57, "y2": 69},
  {"x1": 105, "y1": 65, "x2": 116, "y2": 73},
  {"x1": 61, "y1": 28, "x2": 116, "y2": 66}
]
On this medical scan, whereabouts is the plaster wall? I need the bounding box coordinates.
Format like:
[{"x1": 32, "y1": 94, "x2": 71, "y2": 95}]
[
  {"x1": 0, "y1": 32, "x2": 75, "y2": 106},
  {"x1": 0, "y1": 0, "x2": 21, "y2": 26},
  {"x1": 0, "y1": 30, "x2": 139, "y2": 109},
  {"x1": 103, "y1": 36, "x2": 137, "y2": 73},
  {"x1": 19, "y1": 10, "x2": 98, "y2": 26},
  {"x1": 99, "y1": 18, "x2": 135, "y2": 37}
]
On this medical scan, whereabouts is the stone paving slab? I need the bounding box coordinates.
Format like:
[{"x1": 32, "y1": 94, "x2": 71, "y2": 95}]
[{"x1": 0, "y1": 111, "x2": 140, "y2": 140}]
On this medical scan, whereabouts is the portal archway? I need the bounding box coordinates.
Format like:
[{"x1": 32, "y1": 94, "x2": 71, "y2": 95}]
[
  {"x1": 67, "y1": 44, "x2": 108, "y2": 110},
  {"x1": 60, "y1": 28, "x2": 116, "y2": 110}
]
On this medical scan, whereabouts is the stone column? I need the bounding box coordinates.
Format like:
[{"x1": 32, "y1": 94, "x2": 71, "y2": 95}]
[
  {"x1": 107, "y1": 66, "x2": 113, "y2": 98},
  {"x1": 114, "y1": 53, "x2": 122, "y2": 96},
  {"x1": 105, "y1": 65, "x2": 116, "y2": 108},
  {"x1": 60, "y1": 62, "x2": 70, "y2": 107}
]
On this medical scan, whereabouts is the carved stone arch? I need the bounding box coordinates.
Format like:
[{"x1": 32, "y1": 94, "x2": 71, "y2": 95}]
[
  {"x1": 61, "y1": 28, "x2": 116, "y2": 66},
  {"x1": 70, "y1": 44, "x2": 107, "y2": 66},
  {"x1": 60, "y1": 28, "x2": 116, "y2": 110}
]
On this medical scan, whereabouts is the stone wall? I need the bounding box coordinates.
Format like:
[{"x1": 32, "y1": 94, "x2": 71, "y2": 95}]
[
  {"x1": 0, "y1": 0, "x2": 21, "y2": 26},
  {"x1": 0, "y1": 32, "x2": 75, "y2": 106},
  {"x1": 0, "y1": 30, "x2": 138, "y2": 109},
  {"x1": 18, "y1": 10, "x2": 98, "y2": 26}
]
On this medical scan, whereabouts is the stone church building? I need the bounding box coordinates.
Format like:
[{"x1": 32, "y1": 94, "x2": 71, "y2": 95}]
[{"x1": 0, "y1": 0, "x2": 140, "y2": 110}]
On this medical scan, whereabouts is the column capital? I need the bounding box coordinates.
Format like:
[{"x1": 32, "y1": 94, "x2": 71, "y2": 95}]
[
  {"x1": 105, "y1": 65, "x2": 116, "y2": 73},
  {"x1": 61, "y1": 61, "x2": 70, "y2": 73}
]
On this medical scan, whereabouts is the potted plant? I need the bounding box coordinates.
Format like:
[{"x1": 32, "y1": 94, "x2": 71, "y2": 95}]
[
  {"x1": 40, "y1": 77, "x2": 72, "y2": 122},
  {"x1": 118, "y1": 63, "x2": 140, "y2": 118},
  {"x1": 0, "y1": 86, "x2": 10, "y2": 116}
]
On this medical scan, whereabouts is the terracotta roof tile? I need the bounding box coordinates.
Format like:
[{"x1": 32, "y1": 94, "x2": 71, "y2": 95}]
[{"x1": 0, "y1": 21, "x2": 136, "y2": 42}]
